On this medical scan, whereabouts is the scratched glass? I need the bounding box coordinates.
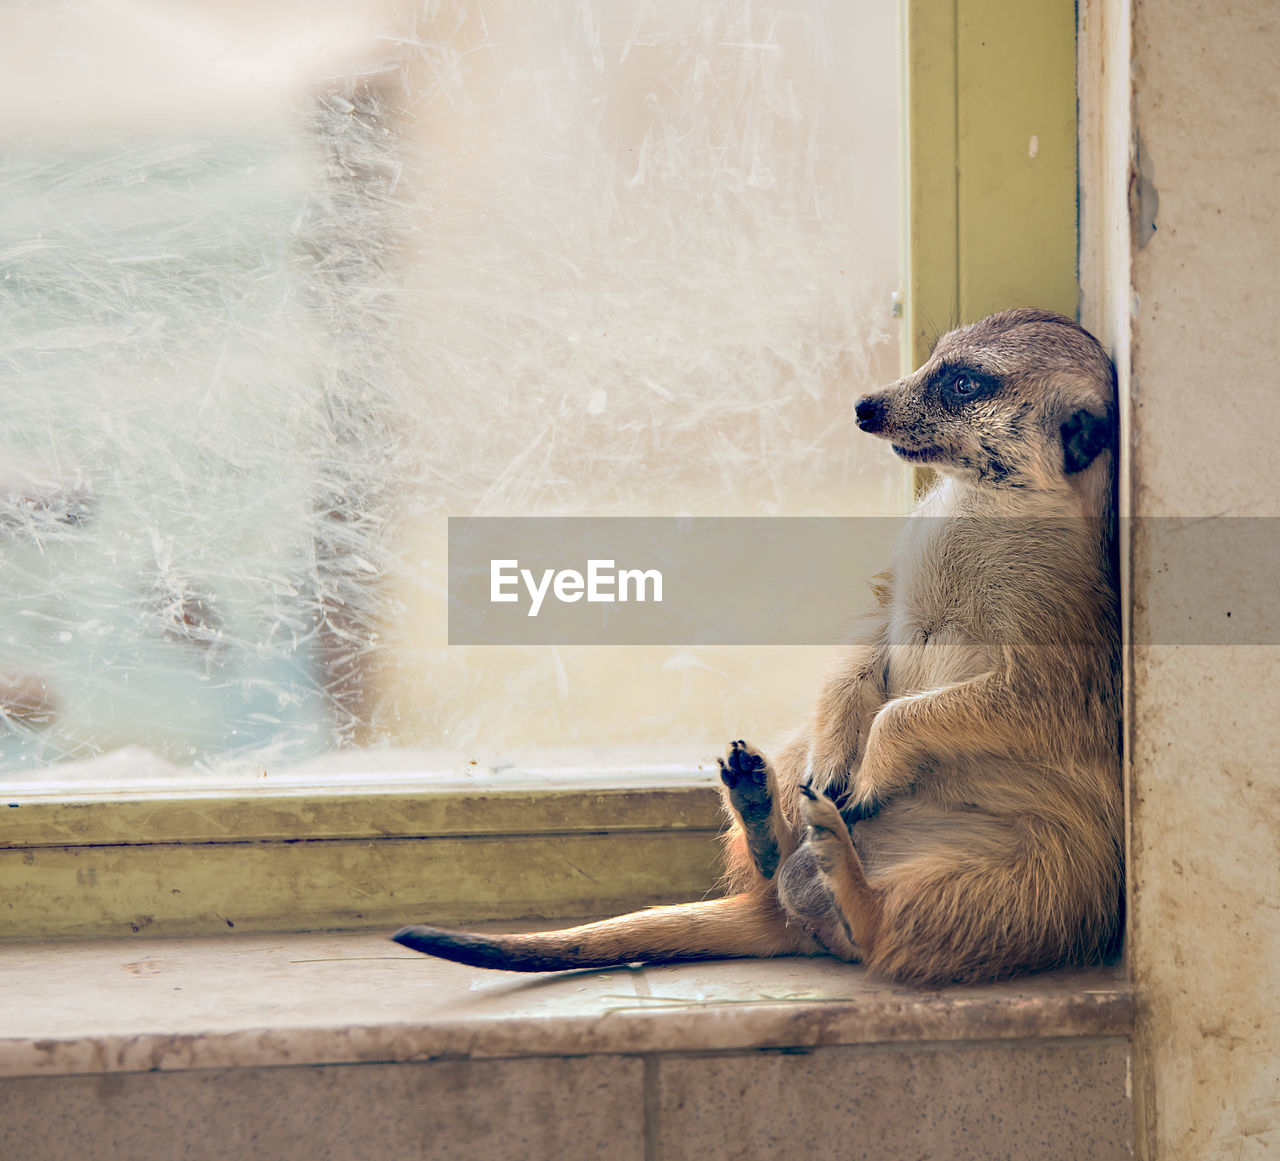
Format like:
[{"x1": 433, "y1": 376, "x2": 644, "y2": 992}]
[{"x1": 0, "y1": 1, "x2": 903, "y2": 784}]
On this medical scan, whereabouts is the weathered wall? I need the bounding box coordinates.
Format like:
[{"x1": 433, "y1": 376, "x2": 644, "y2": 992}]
[{"x1": 1082, "y1": 0, "x2": 1280, "y2": 1157}]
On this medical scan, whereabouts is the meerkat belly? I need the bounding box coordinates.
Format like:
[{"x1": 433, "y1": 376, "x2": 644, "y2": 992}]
[
  {"x1": 852, "y1": 794, "x2": 1022, "y2": 882},
  {"x1": 882, "y1": 625, "x2": 992, "y2": 698},
  {"x1": 884, "y1": 520, "x2": 998, "y2": 698}
]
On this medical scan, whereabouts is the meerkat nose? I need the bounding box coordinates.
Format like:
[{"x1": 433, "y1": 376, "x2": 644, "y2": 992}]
[{"x1": 855, "y1": 396, "x2": 886, "y2": 432}]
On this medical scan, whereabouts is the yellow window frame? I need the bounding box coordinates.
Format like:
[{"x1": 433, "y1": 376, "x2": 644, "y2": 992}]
[{"x1": 902, "y1": 0, "x2": 1078, "y2": 370}]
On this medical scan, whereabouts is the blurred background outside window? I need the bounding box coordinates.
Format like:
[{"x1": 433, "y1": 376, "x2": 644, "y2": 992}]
[{"x1": 0, "y1": 0, "x2": 904, "y2": 785}]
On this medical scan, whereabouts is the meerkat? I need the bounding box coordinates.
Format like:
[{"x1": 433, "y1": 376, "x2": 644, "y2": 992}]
[{"x1": 393, "y1": 308, "x2": 1123, "y2": 986}]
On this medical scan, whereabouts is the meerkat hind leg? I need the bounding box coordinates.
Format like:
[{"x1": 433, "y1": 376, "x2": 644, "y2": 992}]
[
  {"x1": 718, "y1": 739, "x2": 784, "y2": 879},
  {"x1": 798, "y1": 782, "x2": 884, "y2": 955}
]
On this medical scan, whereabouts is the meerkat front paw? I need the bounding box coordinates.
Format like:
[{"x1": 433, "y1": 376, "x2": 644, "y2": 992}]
[{"x1": 840, "y1": 794, "x2": 884, "y2": 827}]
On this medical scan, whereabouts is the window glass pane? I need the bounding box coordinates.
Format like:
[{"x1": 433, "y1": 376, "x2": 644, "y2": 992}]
[{"x1": 0, "y1": 1, "x2": 903, "y2": 782}]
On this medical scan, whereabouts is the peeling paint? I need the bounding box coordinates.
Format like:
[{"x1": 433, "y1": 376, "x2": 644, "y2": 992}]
[{"x1": 1132, "y1": 128, "x2": 1159, "y2": 249}]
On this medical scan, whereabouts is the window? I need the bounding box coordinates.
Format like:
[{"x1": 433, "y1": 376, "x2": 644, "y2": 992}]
[{"x1": 1, "y1": 1, "x2": 903, "y2": 788}]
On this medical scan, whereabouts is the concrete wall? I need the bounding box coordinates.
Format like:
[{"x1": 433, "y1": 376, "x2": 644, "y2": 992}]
[
  {"x1": 1082, "y1": 1, "x2": 1280, "y2": 1157},
  {"x1": 0, "y1": 1041, "x2": 1133, "y2": 1161}
]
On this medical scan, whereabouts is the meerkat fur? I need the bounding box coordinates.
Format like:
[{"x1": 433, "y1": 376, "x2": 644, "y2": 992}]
[{"x1": 393, "y1": 309, "x2": 1123, "y2": 986}]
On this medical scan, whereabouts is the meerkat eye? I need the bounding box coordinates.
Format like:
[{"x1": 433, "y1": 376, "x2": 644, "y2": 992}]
[{"x1": 941, "y1": 369, "x2": 994, "y2": 403}]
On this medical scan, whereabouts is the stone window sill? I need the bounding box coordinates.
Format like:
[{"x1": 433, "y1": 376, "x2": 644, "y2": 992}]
[{"x1": 0, "y1": 927, "x2": 1131, "y2": 1078}]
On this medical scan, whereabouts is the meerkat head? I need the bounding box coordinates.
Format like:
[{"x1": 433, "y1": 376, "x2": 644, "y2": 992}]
[{"x1": 854, "y1": 309, "x2": 1116, "y2": 490}]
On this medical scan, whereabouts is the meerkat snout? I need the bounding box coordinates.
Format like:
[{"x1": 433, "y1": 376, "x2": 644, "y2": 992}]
[{"x1": 854, "y1": 395, "x2": 888, "y2": 433}]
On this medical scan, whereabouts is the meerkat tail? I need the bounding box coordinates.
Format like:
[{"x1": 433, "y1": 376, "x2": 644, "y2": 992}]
[{"x1": 391, "y1": 892, "x2": 809, "y2": 972}]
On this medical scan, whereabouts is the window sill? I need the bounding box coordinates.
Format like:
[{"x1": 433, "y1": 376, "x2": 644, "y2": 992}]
[{"x1": 0, "y1": 927, "x2": 1131, "y2": 1079}]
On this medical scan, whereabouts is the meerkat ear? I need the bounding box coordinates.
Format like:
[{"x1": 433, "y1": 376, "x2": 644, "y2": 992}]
[{"x1": 1060, "y1": 409, "x2": 1113, "y2": 474}]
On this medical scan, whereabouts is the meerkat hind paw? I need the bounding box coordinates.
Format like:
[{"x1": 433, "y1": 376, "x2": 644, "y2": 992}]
[
  {"x1": 719, "y1": 739, "x2": 772, "y2": 816},
  {"x1": 799, "y1": 785, "x2": 845, "y2": 834}
]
